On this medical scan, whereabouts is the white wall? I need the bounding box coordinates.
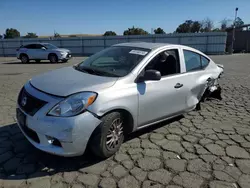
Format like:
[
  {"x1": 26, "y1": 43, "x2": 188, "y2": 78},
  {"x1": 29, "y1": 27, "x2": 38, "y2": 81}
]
[{"x1": 0, "y1": 32, "x2": 227, "y2": 56}]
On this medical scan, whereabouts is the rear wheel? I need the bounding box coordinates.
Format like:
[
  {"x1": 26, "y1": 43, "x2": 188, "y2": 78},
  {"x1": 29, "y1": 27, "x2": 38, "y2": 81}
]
[
  {"x1": 90, "y1": 112, "x2": 124, "y2": 158},
  {"x1": 20, "y1": 54, "x2": 29, "y2": 63},
  {"x1": 49, "y1": 54, "x2": 58, "y2": 63}
]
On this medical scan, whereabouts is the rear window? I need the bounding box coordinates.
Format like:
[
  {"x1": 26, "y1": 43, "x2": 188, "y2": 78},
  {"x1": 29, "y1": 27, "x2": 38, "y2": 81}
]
[
  {"x1": 23, "y1": 44, "x2": 36, "y2": 49},
  {"x1": 184, "y1": 50, "x2": 201, "y2": 71},
  {"x1": 201, "y1": 56, "x2": 209, "y2": 68},
  {"x1": 183, "y1": 50, "x2": 210, "y2": 72}
]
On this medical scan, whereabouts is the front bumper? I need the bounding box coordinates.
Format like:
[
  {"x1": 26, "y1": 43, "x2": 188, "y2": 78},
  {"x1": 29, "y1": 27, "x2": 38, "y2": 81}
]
[
  {"x1": 58, "y1": 52, "x2": 72, "y2": 60},
  {"x1": 16, "y1": 83, "x2": 101, "y2": 157}
]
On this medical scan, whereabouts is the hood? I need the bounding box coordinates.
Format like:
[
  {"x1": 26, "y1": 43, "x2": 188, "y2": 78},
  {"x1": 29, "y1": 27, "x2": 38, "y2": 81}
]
[
  {"x1": 30, "y1": 67, "x2": 118, "y2": 97},
  {"x1": 53, "y1": 48, "x2": 71, "y2": 53}
]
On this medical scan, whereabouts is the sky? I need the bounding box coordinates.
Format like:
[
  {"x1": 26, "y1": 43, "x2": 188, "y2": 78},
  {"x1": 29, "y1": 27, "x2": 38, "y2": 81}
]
[{"x1": 1, "y1": 0, "x2": 250, "y2": 36}]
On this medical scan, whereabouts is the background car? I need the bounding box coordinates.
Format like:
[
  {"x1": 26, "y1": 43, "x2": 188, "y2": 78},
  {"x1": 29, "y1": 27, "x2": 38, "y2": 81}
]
[
  {"x1": 16, "y1": 43, "x2": 72, "y2": 63},
  {"x1": 16, "y1": 42, "x2": 224, "y2": 158}
]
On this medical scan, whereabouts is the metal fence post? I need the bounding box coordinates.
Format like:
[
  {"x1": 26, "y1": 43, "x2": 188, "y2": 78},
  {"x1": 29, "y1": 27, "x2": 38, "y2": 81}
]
[
  {"x1": 60, "y1": 39, "x2": 62, "y2": 48},
  {"x1": 152, "y1": 35, "x2": 156, "y2": 43},
  {"x1": 104, "y1": 36, "x2": 106, "y2": 48},
  {"x1": 1, "y1": 40, "x2": 5, "y2": 57},
  {"x1": 206, "y1": 35, "x2": 209, "y2": 54},
  {"x1": 178, "y1": 36, "x2": 181, "y2": 44},
  {"x1": 82, "y1": 38, "x2": 84, "y2": 56}
]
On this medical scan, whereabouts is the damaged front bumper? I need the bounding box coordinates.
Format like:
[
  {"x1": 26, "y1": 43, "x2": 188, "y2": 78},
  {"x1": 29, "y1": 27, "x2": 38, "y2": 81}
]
[{"x1": 16, "y1": 83, "x2": 102, "y2": 157}]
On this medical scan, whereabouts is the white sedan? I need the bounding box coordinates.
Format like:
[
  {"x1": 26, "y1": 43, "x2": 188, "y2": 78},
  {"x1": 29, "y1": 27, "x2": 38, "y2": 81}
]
[{"x1": 16, "y1": 42, "x2": 224, "y2": 158}]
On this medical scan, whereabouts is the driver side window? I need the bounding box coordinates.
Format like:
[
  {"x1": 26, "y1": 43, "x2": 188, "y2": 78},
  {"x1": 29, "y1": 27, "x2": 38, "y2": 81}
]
[
  {"x1": 145, "y1": 49, "x2": 180, "y2": 77},
  {"x1": 35, "y1": 44, "x2": 44, "y2": 49}
]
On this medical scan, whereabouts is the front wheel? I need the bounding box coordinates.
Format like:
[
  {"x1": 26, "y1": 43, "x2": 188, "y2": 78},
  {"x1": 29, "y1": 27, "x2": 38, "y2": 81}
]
[
  {"x1": 90, "y1": 112, "x2": 124, "y2": 158},
  {"x1": 49, "y1": 54, "x2": 58, "y2": 63}
]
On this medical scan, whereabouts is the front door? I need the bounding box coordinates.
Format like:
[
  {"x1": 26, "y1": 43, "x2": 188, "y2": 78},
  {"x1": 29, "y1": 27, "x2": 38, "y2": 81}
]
[
  {"x1": 34, "y1": 44, "x2": 47, "y2": 59},
  {"x1": 137, "y1": 74, "x2": 189, "y2": 126},
  {"x1": 137, "y1": 49, "x2": 189, "y2": 126}
]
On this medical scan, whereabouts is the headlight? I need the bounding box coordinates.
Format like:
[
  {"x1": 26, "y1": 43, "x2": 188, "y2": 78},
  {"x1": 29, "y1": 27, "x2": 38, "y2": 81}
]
[
  {"x1": 60, "y1": 51, "x2": 67, "y2": 55},
  {"x1": 48, "y1": 92, "x2": 97, "y2": 117}
]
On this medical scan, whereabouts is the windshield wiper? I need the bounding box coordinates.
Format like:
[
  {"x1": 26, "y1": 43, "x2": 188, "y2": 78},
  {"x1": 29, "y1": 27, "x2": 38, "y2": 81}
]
[
  {"x1": 74, "y1": 65, "x2": 98, "y2": 75},
  {"x1": 74, "y1": 65, "x2": 120, "y2": 77}
]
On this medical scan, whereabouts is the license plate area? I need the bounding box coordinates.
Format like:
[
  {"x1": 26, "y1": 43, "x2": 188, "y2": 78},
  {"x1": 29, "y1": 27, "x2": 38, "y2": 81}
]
[{"x1": 16, "y1": 108, "x2": 26, "y2": 128}]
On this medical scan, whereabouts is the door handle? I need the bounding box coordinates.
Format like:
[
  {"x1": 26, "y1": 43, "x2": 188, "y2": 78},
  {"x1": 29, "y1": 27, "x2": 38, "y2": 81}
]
[{"x1": 174, "y1": 83, "x2": 183, "y2": 88}]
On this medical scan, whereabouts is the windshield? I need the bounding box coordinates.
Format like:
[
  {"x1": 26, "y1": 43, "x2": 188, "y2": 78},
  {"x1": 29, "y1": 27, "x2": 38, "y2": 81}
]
[
  {"x1": 76, "y1": 46, "x2": 150, "y2": 77},
  {"x1": 43, "y1": 43, "x2": 58, "y2": 49}
]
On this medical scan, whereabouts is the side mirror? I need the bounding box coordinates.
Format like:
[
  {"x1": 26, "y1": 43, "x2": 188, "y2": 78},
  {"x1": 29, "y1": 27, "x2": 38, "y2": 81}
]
[
  {"x1": 41, "y1": 47, "x2": 46, "y2": 50},
  {"x1": 137, "y1": 69, "x2": 161, "y2": 82}
]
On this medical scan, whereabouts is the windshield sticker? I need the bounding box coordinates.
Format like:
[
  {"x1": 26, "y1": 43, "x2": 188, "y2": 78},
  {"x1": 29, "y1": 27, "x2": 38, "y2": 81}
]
[{"x1": 129, "y1": 50, "x2": 148, "y2": 56}]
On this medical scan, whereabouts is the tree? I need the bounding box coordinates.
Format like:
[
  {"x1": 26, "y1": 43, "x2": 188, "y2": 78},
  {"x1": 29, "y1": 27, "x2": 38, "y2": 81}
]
[
  {"x1": 23, "y1": 32, "x2": 38, "y2": 38},
  {"x1": 154, "y1": 27, "x2": 165, "y2": 34},
  {"x1": 212, "y1": 28, "x2": 221, "y2": 32},
  {"x1": 176, "y1": 20, "x2": 192, "y2": 33},
  {"x1": 4, "y1": 28, "x2": 20, "y2": 39},
  {"x1": 103, "y1": 31, "x2": 117, "y2": 36},
  {"x1": 123, "y1": 26, "x2": 149, "y2": 35},
  {"x1": 220, "y1": 18, "x2": 231, "y2": 31},
  {"x1": 201, "y1": 18, "x2": 214, "y2": 32},
  {"x1": 54, "y1": 32, "x2": 61, "y2": 38},
  {"x1": 175, "y1": 20, "x2": 202, "y2": 33},
  {"x1": 191, "y1": 21, "x2": 202, "y2": 33}
]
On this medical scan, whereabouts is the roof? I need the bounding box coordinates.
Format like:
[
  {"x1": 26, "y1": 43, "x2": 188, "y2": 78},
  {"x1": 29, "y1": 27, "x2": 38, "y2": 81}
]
[{"x1": 113, "y1": 42, "x2": 171, "y2": 49}]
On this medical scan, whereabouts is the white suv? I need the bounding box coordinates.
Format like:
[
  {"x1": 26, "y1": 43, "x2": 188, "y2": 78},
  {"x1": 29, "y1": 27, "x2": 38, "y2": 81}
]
[{"x1": 16, "y1": 43, "x2": 72, "y2": 63}]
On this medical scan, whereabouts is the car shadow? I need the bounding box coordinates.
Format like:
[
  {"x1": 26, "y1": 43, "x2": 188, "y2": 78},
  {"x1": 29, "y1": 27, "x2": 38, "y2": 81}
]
[{"x1": 0, "y1": 115, "x2": 183, "y2": 180}]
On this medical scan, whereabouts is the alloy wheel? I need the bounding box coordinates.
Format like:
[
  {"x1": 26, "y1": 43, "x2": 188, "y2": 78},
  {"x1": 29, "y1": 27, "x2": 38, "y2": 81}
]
[
  {"x1": 106, "y1": 118, "x2": 123, "y2": 150},
  {"x1": 21, "y1": 56, "x2": 28, "y2": 63},
  {"x1": 50, "y1": 55, "x2": 56, "y2": 63}
]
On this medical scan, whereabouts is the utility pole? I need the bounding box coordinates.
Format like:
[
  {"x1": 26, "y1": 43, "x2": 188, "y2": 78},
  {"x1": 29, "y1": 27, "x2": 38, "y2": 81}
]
[{"x1": 231, "y1": 7, "x2": 238, "y2": 54}]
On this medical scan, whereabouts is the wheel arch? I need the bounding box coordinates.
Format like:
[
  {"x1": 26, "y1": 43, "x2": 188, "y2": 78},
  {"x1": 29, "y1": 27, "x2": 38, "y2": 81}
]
[
  {"x1": 19, "y1": 53, "x2": 28, "y2": 59},
  {"x1": 48, "y1": 53, "x2": 58, "y2": 59},
  {"x1": 97, "y1": 108, "x2": 135, "y2": 135}
]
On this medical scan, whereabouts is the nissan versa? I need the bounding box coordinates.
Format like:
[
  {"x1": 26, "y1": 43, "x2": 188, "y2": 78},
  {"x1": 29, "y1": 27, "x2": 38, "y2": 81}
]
[{"x1": 16, "y1": 42, "x2": 224, "y2": 158}]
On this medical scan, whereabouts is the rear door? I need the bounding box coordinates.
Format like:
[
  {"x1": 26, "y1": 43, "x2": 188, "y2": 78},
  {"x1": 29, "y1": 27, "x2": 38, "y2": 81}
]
[
  {"x1": 25, "y1": 44, "x2": 37, "y2": 59},
  {"x1": 137, "y1": 48, "x2": 190, "y2": 127},
  {"x1": 180, "y1": 48, "x2": 212, "y2": 109}
]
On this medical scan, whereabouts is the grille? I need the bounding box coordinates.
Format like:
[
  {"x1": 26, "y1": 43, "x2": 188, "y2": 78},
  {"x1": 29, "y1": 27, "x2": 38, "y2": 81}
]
[
  {"x1": 18, "y1": 87, "x2": 47, "y2": 116},
  {"x1": 16, "y1": 108, "x2": 40, "y2": 143}
]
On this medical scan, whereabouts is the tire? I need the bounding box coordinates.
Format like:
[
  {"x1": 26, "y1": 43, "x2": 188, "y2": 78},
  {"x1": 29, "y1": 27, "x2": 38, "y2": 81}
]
[
  {"x1": 35, "y1": 60, "x2": 41, "y2": 63},
  {"x1": 62, "y1": 59, "x2": 68, "y2": 63},
  {"x1": 90, "y1": 112, "x2": 124, "y2": 158},
  {"x1": 20, "y1": 54, "x2": 29, "y2": 63},
  {"x1": 48, "y1": 54, "x2": 58, "y2": 63}
]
